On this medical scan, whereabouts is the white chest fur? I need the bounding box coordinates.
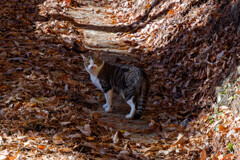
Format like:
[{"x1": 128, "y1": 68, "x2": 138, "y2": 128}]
[{"x1": 90, "y1": 74, "x2": 103, "y2": 91}]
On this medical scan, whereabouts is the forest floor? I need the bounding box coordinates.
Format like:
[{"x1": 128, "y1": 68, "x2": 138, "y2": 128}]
[{"x1": 0, "y1": 0, "x2": 239, "y2": 159}]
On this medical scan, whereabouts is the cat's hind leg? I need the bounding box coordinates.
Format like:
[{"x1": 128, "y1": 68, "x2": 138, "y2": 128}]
[
  {"x1": 103, "y1": 89, "x2": 113, "y2": 112},
  {"x1": 102, "y1": 103, "x2": 108, "y2": 109},
  {"x1": 126, "y1": 97, "x2": 137, "y2": 119}
]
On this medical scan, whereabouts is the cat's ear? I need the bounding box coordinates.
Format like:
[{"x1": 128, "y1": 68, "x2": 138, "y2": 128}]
[
  {"x1": 81, "y1": 54, "x2": 87, "y2": 61},
  {"x1": 96, "y1": 51, "x2": 101, "y2": 60}
]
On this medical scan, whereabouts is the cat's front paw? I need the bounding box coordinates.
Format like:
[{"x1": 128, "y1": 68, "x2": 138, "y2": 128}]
[
  {"x1": 102, "y1": 103, "x2": 108, "y2": 109},
  {"x1": 105, "y1": 106, "x2": 112, "y2": 112},
  {"x1": 125, "y1": 114, "x2": 134, "y2": 119}
]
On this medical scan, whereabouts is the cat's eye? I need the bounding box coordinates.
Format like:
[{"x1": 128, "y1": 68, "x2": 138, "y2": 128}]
[{"x1": 85, "y1": 60, "x2": 90, "y2": 66}]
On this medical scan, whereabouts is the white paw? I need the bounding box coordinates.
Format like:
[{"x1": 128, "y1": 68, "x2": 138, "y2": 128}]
[
  {"x1": 105, "y1": 106, "x2": 112, "y2": 112},
  {"x1": 125, "y1": 114, "x2": 134, "y2": 119},
  {"x1": 102, "y1": 103, "x2": 108, "y2": 109}
]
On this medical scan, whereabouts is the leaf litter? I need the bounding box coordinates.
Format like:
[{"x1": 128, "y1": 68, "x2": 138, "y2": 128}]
[{"x1": 0, "y1": 0, "x2": 239, "y2": 159}]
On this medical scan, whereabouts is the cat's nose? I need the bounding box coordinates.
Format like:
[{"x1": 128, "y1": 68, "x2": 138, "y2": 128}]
[{"x1": 90, "y1": 66, "x2": 96, "y2": 70}]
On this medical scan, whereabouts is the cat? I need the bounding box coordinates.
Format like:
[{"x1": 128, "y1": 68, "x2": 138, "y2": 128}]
[{"x1": 81, "y1": 54, "x2": 149, "y2": 119}]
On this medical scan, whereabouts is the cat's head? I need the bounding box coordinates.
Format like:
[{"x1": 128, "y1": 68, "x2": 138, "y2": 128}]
[{"x1": 81, "y1": 54, "x2": 104, "y2": 75}]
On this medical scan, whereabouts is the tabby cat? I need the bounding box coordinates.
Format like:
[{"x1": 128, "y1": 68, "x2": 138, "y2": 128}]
[{"x1": 81, "y1": 54, "x2": 149, "y2": 119}]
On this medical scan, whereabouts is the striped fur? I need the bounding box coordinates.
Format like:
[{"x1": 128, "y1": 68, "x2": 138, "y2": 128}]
[{"x1": 81, "y1": 54, "x2": 149, "y2": 119}]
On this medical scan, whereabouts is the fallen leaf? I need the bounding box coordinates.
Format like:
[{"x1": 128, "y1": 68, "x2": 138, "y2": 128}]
[
  {"x1": 76, "y1": 124, "x2": 92, "y2": 136},
  {"x1": 8, "y1": 153, "x2": 18, "y2": 160},
  {"x1": 236, "y1": 90, "x2": 240, "y2": 94},
  {"x1": 234, "y1": 128, "x2": 240, "y2": 132},
  {"x1": 66, "y1": 134, "x2": 82, "y2": 139},
  {"x1": 141, "y1": 146, "x2": 160, "y2": 152},
  {"x1": 60, "y1": 121, "x2": 71, "y2": 126},
  {"x1": 38, "y1": 145, "x2": 46, "y2": 151},
  {"x1": 174, "y1": 134, "x2": 188, "y2": 145},
  {"x1": 142, "y1": 120, "x2": 159, "y2": 133},
  {"x1": 53, "y1": 134, "x2": 64, "y2": 145},
  {"x1": 112, "y1": 131, "x2": 128, "y2": 144},
  {"x1": 200, "y1": 148, "x2": 207, "y2": 160},
  {"x1": 0, "y1": 155, "x2": 8, "y2": 160},
  {"x1": 60, "y1": 148, "x2": 71, "y2": 153},
  {"x1": 117, "y1": 150, "x2": 131, "y2": 159},
  {"x1": 222, "y1": 154, "x2": 233, "y2": 160},
  {"x1": 218, "y1": 124, "x2": 227, "y2": 131},
  {"x1": 86, "y1": 137, "x2": 95, "y2": 141}
]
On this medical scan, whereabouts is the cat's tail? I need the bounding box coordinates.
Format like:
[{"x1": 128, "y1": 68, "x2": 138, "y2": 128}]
[{"x1": 134, "y1": 71, "x2": 150, "y2": 119}]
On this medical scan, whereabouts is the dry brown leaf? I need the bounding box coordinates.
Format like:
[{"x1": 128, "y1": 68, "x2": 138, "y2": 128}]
[
  {"x1": 0, "y1": 155, "x2": 8, "y2": 160},
  {"x1": 86, "y1": 137, "x2": 95, "y2": 141},
  {"x1": 221, "y1": 154, "x2": 233, "y2": 160},
  {"x1": 112, "y1": 131, "x2": 128, "y2": 144},
  {"x1": 218, "y1": 124, "x2": 227, "y2": 131},
  {"x1": 60, "y1": 148, "x2": 71, "y2": 153},
  {"x1": 53, "y1": 134, "x2": 64, "y2": 145},
  {"x1": 200, "y1": 148, "x2": 207, "y2": 160},
  {"x1": 8, "y1": 153, "x2": 18, "y2": 160},
  {"x1": 117, "y1": 150, "x2": 131, "y2": 159},
  {"x1": 142, "y1": 120, "x2": 159, "y2": 133},
  {"x1": 60, "y1": 121, "x2": 71, "y2": 126},
  {"x1": 174, "y1": 134, "x2": 188, "y2": 145},
  {"x1": 234, "y1": 128, "x2": 240, "y2": 132},
  {"x1": 38, "y1": 145, "x2": 46, "y2": 151},
  {"x1": 66, "y1": 134, "x2": 82, "y2": 139},
  {"x1": 236, "y1": 90, "x2": 240, "y2": 95},
  {"x1": 76, "y1": 124, "x2": 92, "y2": 137},
  {"x1": 141, "y1": 146, "x2": 160, "y2": 152}
]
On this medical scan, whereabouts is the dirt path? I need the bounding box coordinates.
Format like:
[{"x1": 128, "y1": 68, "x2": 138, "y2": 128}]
[
  {"x1": 1, "y1": 0, "x2": 239, "y2": 159},
  {"x1": 66, "y1": 0, "x2": 161, "y2": 145},
  {"x1": 67, "y1": 1, "x2": 129, "y2": 53}
]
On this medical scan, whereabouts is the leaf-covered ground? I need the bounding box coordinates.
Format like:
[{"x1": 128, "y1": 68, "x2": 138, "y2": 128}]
[{"x1": 0, "y1": 0, "x2": 239, "y2": 159}]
